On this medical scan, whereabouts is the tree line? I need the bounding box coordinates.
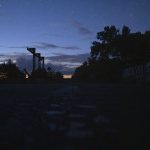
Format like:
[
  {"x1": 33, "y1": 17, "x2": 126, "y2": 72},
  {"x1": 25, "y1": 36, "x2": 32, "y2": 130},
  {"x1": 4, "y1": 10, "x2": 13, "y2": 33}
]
[
  {"x1": 73, "y1": 26, "x2": 150, "y2": 82},
  {"x1": 0, "y1": 59, "x2": 63, "y2": 82}
]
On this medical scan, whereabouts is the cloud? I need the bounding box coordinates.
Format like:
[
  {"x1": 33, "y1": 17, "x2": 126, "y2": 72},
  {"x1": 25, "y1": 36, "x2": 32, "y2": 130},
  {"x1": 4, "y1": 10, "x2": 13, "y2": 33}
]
[
  {"x1": 0, "y1": 53, "x2": 32, "y2": 69},
  {"x1": 32, "y1": 42, "x2": 81, "y2": 50},
  {"x1": 0, "y1": 52, "x2": 89, "y2": 75},
  {"x1": 47, "y1": 53, "x2": 90, "y2": 64},
  {"x1": 7, "y1": 46, "x2": 27, "y2": 49},
  {"x1": 46, "y1": 63, "x2": 75, "y2": 75},
  {"x1": 15, "y1": 54, "x2": 78, "y2": 75},
  {"x1": 4, "y1": 43, "x2": 81, "y2": 51},
  {"x1": 15, "y1": 55, "x2": 33, "y2": 71},
  {"x1": 73, "y1": 20, "x2": 93, "y2": 35},
  {"x1": 0, "y1": 45, "x2": 28, "y2": 49}
]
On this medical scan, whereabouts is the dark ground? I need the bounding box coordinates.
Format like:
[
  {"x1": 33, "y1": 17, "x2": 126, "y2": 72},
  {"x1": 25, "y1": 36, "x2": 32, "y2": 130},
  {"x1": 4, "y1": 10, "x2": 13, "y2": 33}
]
[{"x1": 0, "y1": 83, "x2": 150, "y2": 150}]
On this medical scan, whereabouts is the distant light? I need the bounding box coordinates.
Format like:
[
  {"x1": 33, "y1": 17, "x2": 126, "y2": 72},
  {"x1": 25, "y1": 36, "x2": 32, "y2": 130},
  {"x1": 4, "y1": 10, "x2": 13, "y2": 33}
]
[
  {"x1": 12, "y1": 60, "x2": 16, "y2": 63},
  {"x1": 63, "y1": 75, "x2": 72, "y2": 79},
  {"x1": 25, "y1": 74, "x2": 29, "y2": 79}
]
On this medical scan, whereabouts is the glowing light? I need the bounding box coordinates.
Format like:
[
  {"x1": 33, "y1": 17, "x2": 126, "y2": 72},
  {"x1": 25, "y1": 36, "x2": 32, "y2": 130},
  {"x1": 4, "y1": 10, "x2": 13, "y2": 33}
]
[
  {"x1": 25, "y1": 74, "x2": 29, "y2": 79},
  {"x1": 12, "y1": 60, "x2": 16, "y2": 63},
  {"x1": 63, "y1": 75, "x2": 72, "y2": 79}
]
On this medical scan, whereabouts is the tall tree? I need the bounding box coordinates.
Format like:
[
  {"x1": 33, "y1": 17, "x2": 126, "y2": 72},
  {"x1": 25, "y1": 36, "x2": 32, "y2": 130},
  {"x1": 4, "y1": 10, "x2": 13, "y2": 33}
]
[
  {"x1": 91, "y1": 25, "x2": 119, "y2": 61},
  {"x1": 73, "y1": 25, "x2": 150, "y2": 82}
]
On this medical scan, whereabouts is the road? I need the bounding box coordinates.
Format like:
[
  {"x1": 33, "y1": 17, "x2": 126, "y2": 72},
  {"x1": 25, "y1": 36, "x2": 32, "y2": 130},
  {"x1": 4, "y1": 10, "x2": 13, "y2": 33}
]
[{"x1": 0, "y1": 83, "x2": 150, "y2": 150}]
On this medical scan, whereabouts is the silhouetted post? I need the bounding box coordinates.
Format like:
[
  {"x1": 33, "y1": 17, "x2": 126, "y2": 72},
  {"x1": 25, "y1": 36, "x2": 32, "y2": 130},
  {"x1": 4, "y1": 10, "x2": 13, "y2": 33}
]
[
  {"x1": 27, "y1": 48, "x2": 36, "y2": 72},
  {"x1": 41, "y1": 57, "x2": 45, "y2": 69},
  {"x1": 35, "y1": 53, "x2": 41, "y2": 69}
]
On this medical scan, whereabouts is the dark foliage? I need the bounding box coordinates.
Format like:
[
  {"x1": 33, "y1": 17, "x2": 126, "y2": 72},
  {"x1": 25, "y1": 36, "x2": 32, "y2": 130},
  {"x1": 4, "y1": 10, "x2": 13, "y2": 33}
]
[
  {"x1": 31, "y1": 68, "x2": 48, "y2": 79},
  {"x1": 47, "y1": 68, "x2": 63, "y2": 81},
  {"x1": 73, "y1": 25, "x2": 150, "y2": 82},
  {"x1": 0, "y1": 59, "x2": 63, "y2": 82},
  {"x1": 31, "y1": 67, "x2": 63, "y2": 81},
  {"x1": 0, "y1": 59, "x2": 24, "y2": 80}
]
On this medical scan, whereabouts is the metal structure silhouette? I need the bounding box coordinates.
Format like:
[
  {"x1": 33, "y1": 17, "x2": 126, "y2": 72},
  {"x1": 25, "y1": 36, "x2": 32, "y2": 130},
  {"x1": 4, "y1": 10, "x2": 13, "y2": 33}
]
[
  {"x1": 27, "y1": 48, "x2": 45, "y2": 72},
  {"x1": 27, "y1": 48, "x2": 36, "y2": 72}
]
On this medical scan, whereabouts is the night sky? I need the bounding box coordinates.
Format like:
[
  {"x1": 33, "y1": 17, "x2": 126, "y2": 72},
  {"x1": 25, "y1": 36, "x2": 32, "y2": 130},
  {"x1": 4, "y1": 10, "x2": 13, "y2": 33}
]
[{"x1": 0, "y1": 0, "x2": 150, "y2": 74}]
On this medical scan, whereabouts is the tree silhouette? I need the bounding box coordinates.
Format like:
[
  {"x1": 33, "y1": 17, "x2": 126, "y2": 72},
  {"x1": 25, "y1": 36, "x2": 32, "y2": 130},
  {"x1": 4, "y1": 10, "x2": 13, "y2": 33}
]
[
  {"x1": 73, "y1": 25, "x2": 150, "y2": 82},
  {"x1": 31, "y1": 68, "x2": 48, "y2": 79},
  {"x1": 31, "y1": 67, "x2": 63, "y2": 81},
  {"x1": 91, "y1": 26, "x2": 119, "y2": 61},
  {"x1": 122, "y1": 25, "x2": 130, "y2": 36},
  {"x1": 0, "y1": 59, "x2": 24, "y2": 79}
]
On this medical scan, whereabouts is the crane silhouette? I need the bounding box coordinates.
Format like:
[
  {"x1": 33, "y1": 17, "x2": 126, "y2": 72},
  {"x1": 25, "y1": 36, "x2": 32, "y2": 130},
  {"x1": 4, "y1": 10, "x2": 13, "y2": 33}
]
[{"x1": 27, "y1": 48, "x2": 45, "y2": 72}]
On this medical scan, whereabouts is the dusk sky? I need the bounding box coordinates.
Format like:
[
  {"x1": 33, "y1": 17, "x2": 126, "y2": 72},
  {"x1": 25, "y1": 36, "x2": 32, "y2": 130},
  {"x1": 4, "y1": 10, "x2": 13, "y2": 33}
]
[{"x1": 0, "y1": 0, "x2": 150, "y2": 74}]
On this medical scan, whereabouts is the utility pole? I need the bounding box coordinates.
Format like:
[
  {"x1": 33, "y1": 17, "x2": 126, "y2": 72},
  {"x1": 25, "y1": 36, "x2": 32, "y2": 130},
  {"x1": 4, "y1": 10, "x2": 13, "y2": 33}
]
[{"x1": 40, "y1": 57, "x2": 45, "y2": 69}]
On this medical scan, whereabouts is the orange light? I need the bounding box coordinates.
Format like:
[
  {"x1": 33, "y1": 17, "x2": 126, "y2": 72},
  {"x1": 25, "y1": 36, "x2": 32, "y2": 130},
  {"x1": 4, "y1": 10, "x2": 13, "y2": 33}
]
[{"x1": 63, "y1": 75, "x2": 72, "y2": 79}]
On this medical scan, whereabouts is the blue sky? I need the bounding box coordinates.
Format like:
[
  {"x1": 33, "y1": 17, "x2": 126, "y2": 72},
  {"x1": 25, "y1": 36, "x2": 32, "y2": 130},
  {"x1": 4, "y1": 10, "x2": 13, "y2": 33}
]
[{"x1": 0, "y1": 0, "x2": 150, "y2": 74}]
